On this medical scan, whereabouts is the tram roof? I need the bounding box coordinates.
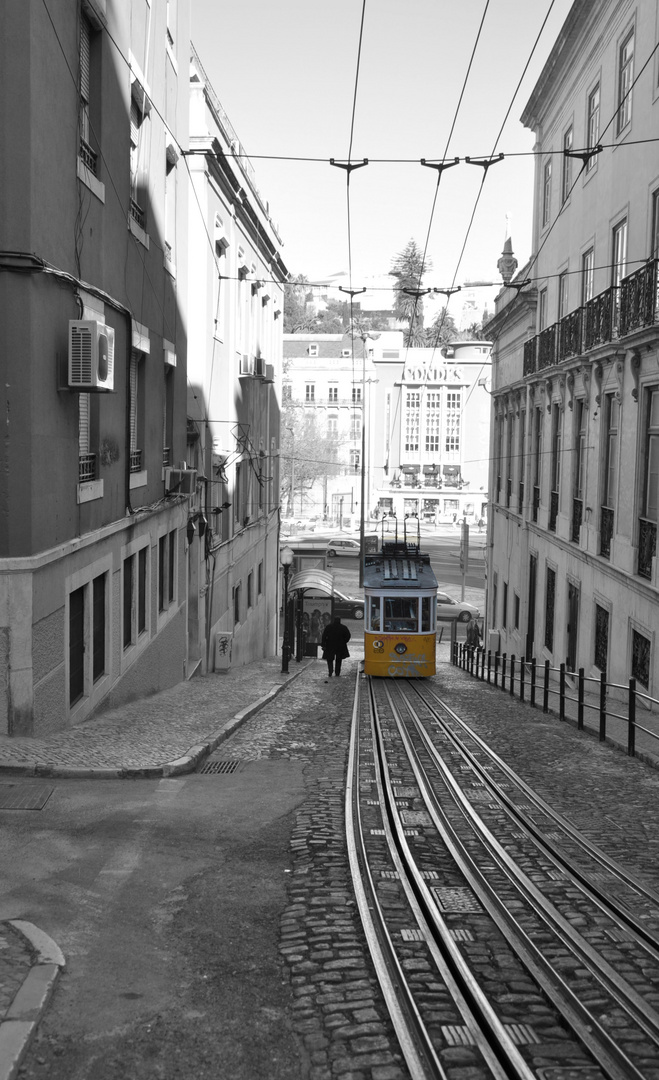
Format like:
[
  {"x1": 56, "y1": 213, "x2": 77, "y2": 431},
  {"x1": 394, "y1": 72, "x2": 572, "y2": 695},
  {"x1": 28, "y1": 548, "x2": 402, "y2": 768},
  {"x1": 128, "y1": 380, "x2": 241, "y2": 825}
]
[{"x1": 363, "y1": 551, "x2": 438, "y2": 592}]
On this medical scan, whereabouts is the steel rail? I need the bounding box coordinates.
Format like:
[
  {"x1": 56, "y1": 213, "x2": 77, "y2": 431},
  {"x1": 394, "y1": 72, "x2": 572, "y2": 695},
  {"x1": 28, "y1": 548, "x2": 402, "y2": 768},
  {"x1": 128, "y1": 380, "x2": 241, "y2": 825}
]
[
  {"x1": 415, "y1": 682, "x2": 659, "y2": 949},
  {"x1": 344, "y1": 669, "x2": 440, "y2": 1080},
  {"x1": 383, "y1": 679, "x2": 649, "y2": 1080}
]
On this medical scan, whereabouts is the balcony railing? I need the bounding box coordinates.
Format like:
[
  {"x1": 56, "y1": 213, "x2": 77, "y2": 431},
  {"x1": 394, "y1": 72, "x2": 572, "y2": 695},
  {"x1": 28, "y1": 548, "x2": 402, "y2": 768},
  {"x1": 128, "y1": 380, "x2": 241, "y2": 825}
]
[
  {"x1": 549, "y1": 489, "x2": 559, "y2": 532},
  {"x1": 600, "y1": 505, "x2": 614, "y2": 559},
  {"x1": 537, "y1": 324, "x2": 557, "y2": 370},
  {"x1": 532, "y1": 485, "x2": 540, "y2": 523},
  {"x1": 130, "y1": 449, "x2": 143, "y2": 473},
  {"x1": 558, "y1": 309, "x2": 582, "y2": 362},
  {"x1": 620, "y1": 259, "x2": 659, "y2": 336},
  {"x1": 78, "y1": 454, "x2": 96, "y2": 483},
  {"x1": 130, "y1": 198, "x2": 145, "y2": 230},
  {"x1": 522, "y1": 260, "x2": 659, "y2": 376},
  {"x1": 79, "y1": 138, "x2": 98, "y2": 175},
  {"x1": 571, "y1": 497, "x2": 583, "y2": 542},
  {"x1": 638, "y1": 517, "x2": 657, "y2": 580}
]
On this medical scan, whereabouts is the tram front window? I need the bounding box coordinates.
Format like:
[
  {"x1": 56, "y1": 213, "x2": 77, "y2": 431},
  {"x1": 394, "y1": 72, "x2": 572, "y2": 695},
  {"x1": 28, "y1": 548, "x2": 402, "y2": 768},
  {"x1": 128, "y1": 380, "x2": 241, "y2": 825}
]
[
  {"x1": 384, "y1": 597, "x2": 418, "y2": 632},
  {"x1": 421, "y1": 595, "x2": 433, "y2": 632},
  {"x1": 369, "y1": 597, "x2": 381, "y2": 631}
]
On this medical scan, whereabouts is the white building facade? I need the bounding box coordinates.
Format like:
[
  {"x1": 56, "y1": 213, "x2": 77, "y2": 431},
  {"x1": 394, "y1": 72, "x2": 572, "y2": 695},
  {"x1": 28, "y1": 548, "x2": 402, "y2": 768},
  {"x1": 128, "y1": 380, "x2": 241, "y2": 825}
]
[{"x1": 485, "y1": 0, "x2": 659, "y2": 695}]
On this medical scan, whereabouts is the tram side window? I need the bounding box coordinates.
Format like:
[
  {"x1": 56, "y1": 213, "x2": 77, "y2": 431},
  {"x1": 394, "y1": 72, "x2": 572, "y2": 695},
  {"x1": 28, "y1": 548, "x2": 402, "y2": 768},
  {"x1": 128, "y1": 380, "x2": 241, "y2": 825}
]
[
  {"x1": 421, "y1": 595, "x2": 434, "y2": 632},
  {"x1": 369, "y1": 596, "x2": 381, "y2": 631},
  {"x1": 384, "y1": 597, "x2": 418, "y2": 632}
]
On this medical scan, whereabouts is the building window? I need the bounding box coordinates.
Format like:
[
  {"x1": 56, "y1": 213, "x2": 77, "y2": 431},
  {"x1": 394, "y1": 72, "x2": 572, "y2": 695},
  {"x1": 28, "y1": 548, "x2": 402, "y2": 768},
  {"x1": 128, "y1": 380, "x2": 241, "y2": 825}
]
[
  {"x1": 404, "y1": 391, "x2": 420, "y2": 452},
  {"x1": 445, "y1": 391, "x2": 461, "y2": 455},
  {"x1": 502, "y1": 582, "x2": 508, "y2": 630},
  {"x1": 350, "y1": 414, "x2": 361, "y2": 440},
  {"x1": 581, "y1": 248, "x2": 594, "y2": 304},
  {"x1": 617, "y1": 29, "x2": 634, "y2": 135},
  {"x1": 603, "y1": 395, "x2": 618, "y2": 510},
  {"x1": 350, "y1": 449, "x2": 360, "y2": 472},
  {"x1": 282, "y1": 383, "x2": 292, "y2": 402},
  {"x1": 158, "y1": 529, "x2": 176, "y2": 612},
  {"x1": 561, "y1": 126, "x2": 573, "y2": 203},
  {"x1": 643, "y1": 390, "x2": 659, "y2": 523},
  {"x1": 492, "y1": 573, "x2": 498, "y2": 628},
  {"x1": 234, "y1": 583, "x2": 241, "y2": 625},
  {"x1": 631, "y1": 628, "x2": 651, "y2": 689},
  {"x1": 513, "y1": 593, "x2": 520, "y2": 631},
  {"x1": 651, "y1": 189, "x2": 659, "y2": 259},
  {"x1": 538, "y1": 288, "x2": 548, "y2": 331},
  {"x1": 164, "y1": 149, "x2": 177, "y2": 268},
  {"x1": 130, "y1": 97, "x2": 147, "y2": 229},
  {"x1": 542, "y1": 160, "x2": 552, "y2": 227},
  {"x1": 558, "y1": 271, "x2": 569, "y2": 320},
  {"x1": 574, "y1": 400, "x2": 586, "y2": 501},
  {"x1": 92, "y1": 573, "x2": 106, "y2": 683},
  {"x1": 328, "y1": 414, "x2": 338, "y2": 435},
  {"x1": 328, "y1": 385, "x2": 338, "y2": 402},
  {"x1": 612, "y1": 218, "x2": 628, "y2": 288},
  {"x1": 308, "y1": 344, "x2": 319, "y2": 358},
  {"x1": 544, "y1": 567, "x2": 556, "y2": 652},
  {"x1": 425, "y1": 391, "x2": 441, "y2": 454},
  {"x1": 352, "y1": 386, "x2": 362, "y2": 403},
  {"x1": 78, "y1": 393, "x2": 96, "y2": 482},
  {"x1": 129, "y1": 350, "x2": 145, "y2": 472},
  {"x1": 305, "y1": 382, "x2": 315, "y2": 403},
  {"x1": 594, "y1": 604, "x2": 609, "y2": 674},
  {"x1": 258, "y1": 561, "x2": 263, "y2": 596},
  {"x1": 70, "y1": 586, "x2": 85, "y2": 706},
  {"x1": 247, "y1": 571, "x2": 253, "y2": 608},
  {"x1": 586, "y1": 84, "x2": 600, "y2": 171}
]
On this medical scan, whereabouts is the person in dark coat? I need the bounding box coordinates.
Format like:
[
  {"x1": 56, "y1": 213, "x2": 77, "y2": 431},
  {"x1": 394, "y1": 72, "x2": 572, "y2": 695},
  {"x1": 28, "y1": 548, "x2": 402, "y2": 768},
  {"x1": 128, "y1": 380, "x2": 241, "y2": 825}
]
[{"x1": 321, "y1": 616, "x2": 351, "y2": 679}]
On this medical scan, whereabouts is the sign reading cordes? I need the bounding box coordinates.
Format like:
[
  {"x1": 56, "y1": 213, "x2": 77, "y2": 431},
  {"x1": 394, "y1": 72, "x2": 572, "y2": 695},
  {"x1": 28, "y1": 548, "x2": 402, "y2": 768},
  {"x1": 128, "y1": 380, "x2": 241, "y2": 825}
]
[{"x1": 401, "y1": 363, "x2": 463, "y2": 384}]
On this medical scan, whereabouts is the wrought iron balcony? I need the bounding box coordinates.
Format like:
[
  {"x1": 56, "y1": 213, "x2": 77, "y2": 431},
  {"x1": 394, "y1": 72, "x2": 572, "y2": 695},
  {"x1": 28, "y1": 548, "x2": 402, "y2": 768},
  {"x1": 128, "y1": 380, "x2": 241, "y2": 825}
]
[
  {"x1": 620, "y1": 258, "x2": 659, "y2": 336},
  {"x1": 78, "y1": 453, "x2": 96, "y2": 483},
  {"x1": 571, "y1": 497, "x2": 583, "y2": 542},
  {"x1": 79, "y1": 138, "x2": 97, "y2": 175},
  {"x1": 532, "y1": 485, "x2": 540, "y2": 523},
  {"x1": 537, "y1": 324, "x2": 557, "y2": 370},
  {"x1": 549, "y1": 489, "x2": 559, "y2": 532},
  {"x1": 558, "y1": 309, "x2": 582, "y2": 362},
  {"x1": 130, "y1": 198, "x2": 145, "y2": 230},
  {"x1": 584, "y1": 287, "x2": 616, "y2": 350},
  {"x1": 600, "y1": 505, "x2": 614, "y2": 559},
  {"x1": 130, "y1": 449, "x2": 143, "y2": 473},
  {"x1": 638, "y1": 517, "x2": 657, "y2": 580},
  {"x1": 523, "y1": 338, "x2": 536, "y2": 376}
]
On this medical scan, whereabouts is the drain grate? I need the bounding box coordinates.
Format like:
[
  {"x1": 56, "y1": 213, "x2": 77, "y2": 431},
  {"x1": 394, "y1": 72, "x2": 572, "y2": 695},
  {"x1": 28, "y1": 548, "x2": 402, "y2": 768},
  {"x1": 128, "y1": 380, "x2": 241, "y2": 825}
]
[
  {"x1": 198, "y1": 759, "x2": 244, "y2": 775},
  {"x1": 0, "y1": 783, "x2": 53, "y2": 810}
]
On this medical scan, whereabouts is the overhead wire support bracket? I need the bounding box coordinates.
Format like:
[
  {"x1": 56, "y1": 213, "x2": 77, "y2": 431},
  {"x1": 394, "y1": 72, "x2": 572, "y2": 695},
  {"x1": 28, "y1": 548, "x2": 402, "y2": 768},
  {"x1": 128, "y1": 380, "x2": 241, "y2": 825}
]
[
  {"x1": 565, "y1": 144, "x2": 603, "y2": 168},
  {"x1": 339, "y1": 287, "x2": 367, "y2": 297},
  {"x1": 329, "y1": 158, "x2": 369, "y2": 174},
  {"x1": 402, "y1": 288, "x2": 431, "y2": 299},
  {"x1": 432, "y1": 286, "x2": 462, "y2": 298},
  {"x1": 505, "y1": 278, "x2": 532, "y2": 293},
  {"x1": 420, "y1": 157, "x2": 460, "y2": 176},
  {"x1": 465, "y1": 153, "x2": 504, "y2": 176}
]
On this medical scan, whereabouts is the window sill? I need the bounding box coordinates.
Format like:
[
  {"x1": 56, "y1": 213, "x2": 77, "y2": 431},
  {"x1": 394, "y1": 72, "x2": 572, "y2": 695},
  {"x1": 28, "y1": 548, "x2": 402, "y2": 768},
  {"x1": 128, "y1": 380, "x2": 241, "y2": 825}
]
[
  {"x1": 128, "y1": 215, "x2": 150, "y2": 249},
  {"x1": 77, "y1": 157, "x2": 105, "y2": 203},
  {"x1": 129, "y1": 470, "x2": 148, "y2": 489},
  {"x1": 77, "y1": 479, "x2": 104, "y2": 504}
]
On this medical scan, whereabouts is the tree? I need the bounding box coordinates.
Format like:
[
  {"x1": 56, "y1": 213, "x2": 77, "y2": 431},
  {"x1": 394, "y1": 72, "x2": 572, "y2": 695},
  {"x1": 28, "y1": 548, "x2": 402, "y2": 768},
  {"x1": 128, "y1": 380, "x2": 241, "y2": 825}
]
[
  {"x1": 283, "y1": 275, "x2": 317, "y2": 334},
  {"x1": 424, "y1": 307, "x2": 459, "y2": 348},
  {"x1": 390, "y1": 239, "x2": 432, "y2": 347},
  {"x1": 280, "y1": 401, "x2": 340, "y2": 516}
]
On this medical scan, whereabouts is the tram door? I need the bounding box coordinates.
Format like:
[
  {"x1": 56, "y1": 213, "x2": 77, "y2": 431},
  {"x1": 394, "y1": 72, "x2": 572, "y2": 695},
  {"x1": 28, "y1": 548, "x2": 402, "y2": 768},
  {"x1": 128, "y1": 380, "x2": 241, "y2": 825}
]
[{"x1": 566, "y1": 582, "x2": 579, "y2": 673}]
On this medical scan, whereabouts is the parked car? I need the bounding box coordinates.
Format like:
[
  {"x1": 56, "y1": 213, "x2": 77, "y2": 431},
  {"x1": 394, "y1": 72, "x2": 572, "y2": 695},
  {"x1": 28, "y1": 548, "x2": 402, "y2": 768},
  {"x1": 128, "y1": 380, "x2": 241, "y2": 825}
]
[
  {"x1": 326, "y1": 538, "x2": 361, "y2": 558},
  {"x1": 436, "y1": 591, "x2": 480, "y2": 622},
  {"x1": 333, "y1": 588, "x2": 364, "y2": 621}
]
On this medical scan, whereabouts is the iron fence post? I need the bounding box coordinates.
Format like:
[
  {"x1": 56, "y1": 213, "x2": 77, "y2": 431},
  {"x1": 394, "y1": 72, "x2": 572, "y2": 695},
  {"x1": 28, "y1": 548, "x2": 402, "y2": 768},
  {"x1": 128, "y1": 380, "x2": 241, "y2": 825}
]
[
  {"x1": 487, "y1": 650, "x2": 491, "y2": 684},
  {"x1": 530, "y1": 657, "x2": 536, "y2": 708},
  {"x1": 520, "y1": 657, "x2": 525, "y2": 702},
  {"x1": 628, "y1": 678, "x2": 636, "y2": 757},
  {"x1": 578, "y1": 668, "x2": 585, "y2": 729},
  {"x1": 543, "y1": 660, "x2": 550, "y2": 713},
  {"x1": 599, "y1": 670, "x2": 606, "y2": 742},
  {"x1": 501, "y1": 653, "x2": 507, "y2": 692},
  {"x1": 494, "y1": 652, "x2": 499, "y2": 687},
  {"x1": 559, "y1": 663, "x2": 566, "y2": 721},
  {"x1": 510, "y1": 655, "x2": 516, "y2": 697}
]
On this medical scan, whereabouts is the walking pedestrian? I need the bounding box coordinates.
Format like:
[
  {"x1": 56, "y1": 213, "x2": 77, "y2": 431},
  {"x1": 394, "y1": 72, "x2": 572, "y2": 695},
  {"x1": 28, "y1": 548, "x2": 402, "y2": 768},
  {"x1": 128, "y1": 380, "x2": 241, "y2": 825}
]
[
  {"x1": 321, "y1": 616, "x2": 351, "y2": 681},
  {"x1": 465, "y1": 615, "x2": 481, "y2": 658}
]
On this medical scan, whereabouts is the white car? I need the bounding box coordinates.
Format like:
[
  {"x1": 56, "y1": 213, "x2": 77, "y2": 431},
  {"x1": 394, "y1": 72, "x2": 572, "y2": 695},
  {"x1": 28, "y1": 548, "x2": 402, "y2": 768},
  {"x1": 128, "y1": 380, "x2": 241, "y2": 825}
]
[
  {"x1": 326, "y1": 538, "x2": 361, "y2": 558},
  {"x1": 436, "y1": 591, "x2": 480, "y2": 622}
]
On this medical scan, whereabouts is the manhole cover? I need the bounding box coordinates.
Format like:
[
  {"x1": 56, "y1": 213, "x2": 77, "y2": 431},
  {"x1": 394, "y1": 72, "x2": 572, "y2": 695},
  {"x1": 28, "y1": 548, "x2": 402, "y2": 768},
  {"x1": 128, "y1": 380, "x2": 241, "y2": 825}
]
[
  {"x1": 0, "y1": 784, "x2": 53, "y2": 810},
  {"x1": 198, "y1": 760, "x2": 245, "y2": 775}
]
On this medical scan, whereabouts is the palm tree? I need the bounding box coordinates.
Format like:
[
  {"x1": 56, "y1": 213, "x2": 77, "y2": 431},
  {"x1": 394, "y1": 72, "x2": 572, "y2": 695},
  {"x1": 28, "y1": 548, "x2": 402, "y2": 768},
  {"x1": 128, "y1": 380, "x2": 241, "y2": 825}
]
[{"x1": 390, "y1": 240, "x2": 432, "y2": 347}]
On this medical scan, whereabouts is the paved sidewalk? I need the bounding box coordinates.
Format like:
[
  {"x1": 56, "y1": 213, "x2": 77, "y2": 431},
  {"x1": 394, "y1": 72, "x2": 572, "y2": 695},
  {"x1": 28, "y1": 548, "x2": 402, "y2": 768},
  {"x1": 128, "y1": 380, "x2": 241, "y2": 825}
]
[{"x1": 0, "y1": 656, "x2": 311, "y2": 779}]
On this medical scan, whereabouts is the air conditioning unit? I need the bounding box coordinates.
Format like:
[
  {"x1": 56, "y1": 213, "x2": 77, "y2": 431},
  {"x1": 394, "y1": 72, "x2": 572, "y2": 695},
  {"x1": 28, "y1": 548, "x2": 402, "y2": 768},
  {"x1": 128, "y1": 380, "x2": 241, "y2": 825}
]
[
  {"x1": 239, "y1": 353, "x2": 254, "y2": 375},
  {"x1": 68, "y1": 320, "x2": 115, "y2": 391},
  {"x1": 164, "y1": 467, "x2": 197, "y2": 495},
  {"x1": 264, "y1": 363, "x2": 275, "y2": 382},
  {"x1": 254, "y1": 355, "x2": 265, "y2": 378}
]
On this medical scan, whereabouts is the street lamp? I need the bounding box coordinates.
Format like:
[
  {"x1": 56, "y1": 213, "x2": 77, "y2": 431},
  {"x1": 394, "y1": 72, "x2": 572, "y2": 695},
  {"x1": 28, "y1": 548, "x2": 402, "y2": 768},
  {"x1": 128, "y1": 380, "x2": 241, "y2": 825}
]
[{"x1": 280, "y1": 545, "x2": 294, "y2": 673}]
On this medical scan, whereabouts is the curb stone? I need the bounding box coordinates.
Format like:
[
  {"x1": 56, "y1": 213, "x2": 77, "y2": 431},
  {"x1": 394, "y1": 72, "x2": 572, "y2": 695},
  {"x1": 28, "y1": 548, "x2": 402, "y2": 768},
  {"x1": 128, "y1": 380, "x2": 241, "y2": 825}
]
[
  {"x1": 0, "y1": 661, "x2": 312, "y2": 781},
  {"x1": 0, "y1": 922, "x2": 65, "y2": 1080}
]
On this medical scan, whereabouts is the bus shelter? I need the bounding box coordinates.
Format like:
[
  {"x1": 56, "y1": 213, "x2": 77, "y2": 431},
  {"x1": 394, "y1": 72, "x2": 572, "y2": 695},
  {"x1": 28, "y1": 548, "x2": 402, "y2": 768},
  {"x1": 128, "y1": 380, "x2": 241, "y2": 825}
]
[{"x1": 288, "y1": 568, "x2": 336, "y2": 659}]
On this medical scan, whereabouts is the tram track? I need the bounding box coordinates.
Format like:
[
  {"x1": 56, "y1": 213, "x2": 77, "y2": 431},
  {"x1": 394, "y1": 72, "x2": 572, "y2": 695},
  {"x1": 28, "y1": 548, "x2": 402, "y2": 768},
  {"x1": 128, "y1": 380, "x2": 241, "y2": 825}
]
[{"x1": 347, "y1": 672, "x2": 659, "y2": 1079}]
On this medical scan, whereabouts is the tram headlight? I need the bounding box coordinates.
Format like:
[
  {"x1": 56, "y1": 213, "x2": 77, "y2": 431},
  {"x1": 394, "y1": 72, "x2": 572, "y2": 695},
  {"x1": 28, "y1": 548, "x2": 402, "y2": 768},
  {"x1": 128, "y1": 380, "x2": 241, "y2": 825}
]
[{"x1": 394, "y1": 642, "x2": 407, "y2": 655}]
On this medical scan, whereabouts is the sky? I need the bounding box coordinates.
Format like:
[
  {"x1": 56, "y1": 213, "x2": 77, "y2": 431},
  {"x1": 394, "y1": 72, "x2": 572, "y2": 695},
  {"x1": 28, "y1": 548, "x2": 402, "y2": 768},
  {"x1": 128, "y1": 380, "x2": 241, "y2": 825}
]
[{"x1": 190, "y1": 0, "x2": 575, "y2": 320}]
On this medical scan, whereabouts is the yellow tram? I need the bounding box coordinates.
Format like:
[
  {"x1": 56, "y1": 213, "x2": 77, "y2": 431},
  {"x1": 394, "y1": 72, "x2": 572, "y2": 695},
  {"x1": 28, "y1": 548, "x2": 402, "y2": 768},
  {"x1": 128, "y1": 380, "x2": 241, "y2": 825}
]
[{"x1": 363, "y1": 519, "x2": 438, "y2": 678}]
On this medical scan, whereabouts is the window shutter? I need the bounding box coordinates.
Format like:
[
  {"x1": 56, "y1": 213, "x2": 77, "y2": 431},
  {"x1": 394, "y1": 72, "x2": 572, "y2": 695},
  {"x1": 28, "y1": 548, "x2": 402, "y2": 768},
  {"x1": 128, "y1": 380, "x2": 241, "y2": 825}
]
[
  {"x1": 130, "y1": 350, "x2": 138, "y2": 451},
  {"x1": 80, "y1": 16, "x2": 91, "y2": 103},
  {"x1": 130, "y1": 100, "x2": 140, "y2": 147},
  {"x1": 79, "y1": 393, "x2": 90, "y2": 454}
]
